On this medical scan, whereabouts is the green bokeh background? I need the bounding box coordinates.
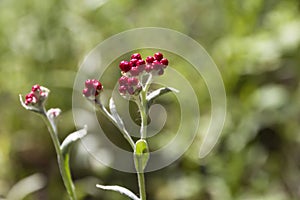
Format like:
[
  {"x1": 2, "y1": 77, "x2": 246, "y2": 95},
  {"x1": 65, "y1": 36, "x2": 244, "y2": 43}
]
[{"x1": 1, "y1": 0, "x2": 300, "y2": 199}]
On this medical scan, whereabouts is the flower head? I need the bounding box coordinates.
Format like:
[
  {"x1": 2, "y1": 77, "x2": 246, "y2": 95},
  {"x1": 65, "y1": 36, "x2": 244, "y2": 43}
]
[
  {"x1": 24, "y1": 84, "x2": 49, "y2": 105},
  {"x1": 117, "y1": 52, "x2": 169, "y2": 98},
  {"x1": 83, "y1": 79, "x2": 103, "y2": 100},
  {"x1": 119, "y1": 52, "x2": 168, "y2": 77},
  {"x1": 20, "y1": 84, "x2": 50, "y2": 113}
]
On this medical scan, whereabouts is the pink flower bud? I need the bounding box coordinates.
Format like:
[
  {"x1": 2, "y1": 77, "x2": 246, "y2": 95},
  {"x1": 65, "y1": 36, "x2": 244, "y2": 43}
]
[
  {"x1": 130, "y1": 67, "x2": 140, "y2": 76},
  {"x1": 21, "y1": 85, "x2": 50, "y2": 111},
  {"x1": 128, "y1": 77, "x2": 139, "y2": 86},
  {"x1": 119, "y1": 76, "x2": 128, "y2": 85},
  {"x1": 83, "y1": 79, "x2": 103, "y2": 99}
]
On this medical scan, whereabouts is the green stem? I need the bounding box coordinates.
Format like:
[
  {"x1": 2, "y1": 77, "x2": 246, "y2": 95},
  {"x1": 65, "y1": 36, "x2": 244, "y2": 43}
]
[
  {"x1": 135, "y1": 85, "x2": 151, "y2": 200},
  {"x1": 139, "y1": 90, "x2": 148, "y2": 139},
  {"x1": 41, "y1": 112, "x2": 77, "y2": 200},
  {"x1": 137, "y1": 172, "x2": 146, "y2": 200}
]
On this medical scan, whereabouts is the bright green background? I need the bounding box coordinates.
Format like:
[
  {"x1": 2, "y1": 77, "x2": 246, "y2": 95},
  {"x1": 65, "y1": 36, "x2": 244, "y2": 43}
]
[{"x1": 1, "y1": 0, "x2": 300, "y2": 199}]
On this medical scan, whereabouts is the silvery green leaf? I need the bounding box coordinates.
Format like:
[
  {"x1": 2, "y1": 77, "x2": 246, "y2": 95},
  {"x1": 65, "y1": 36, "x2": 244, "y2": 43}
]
[
  {"x1": 61, "y1": 125, "x2": 87, "y2": 155},
  {"x1": 6, "y1": 173, "x2": 46, "y2": 200},
  {"x1": 146, "y1": 87, "x2": 179, "y2": 106},
  {"x1": 96, "y1": 185, "x2": 140, "y2": 200},
  {"x1": 109, "y1": 97, "x2": 125, "y2": 130}
]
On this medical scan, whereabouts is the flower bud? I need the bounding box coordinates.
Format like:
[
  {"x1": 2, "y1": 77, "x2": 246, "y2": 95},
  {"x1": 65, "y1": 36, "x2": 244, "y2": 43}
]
[
  {"x1": 83, "y1": 79, "x2": 103, "y2": 100},
  {"x1": 20, "y1": 84, "x2": 50, "y2": 113}
]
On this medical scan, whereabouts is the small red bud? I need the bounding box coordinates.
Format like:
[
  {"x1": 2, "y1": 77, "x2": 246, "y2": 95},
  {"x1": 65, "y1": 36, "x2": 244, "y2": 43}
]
[
  {"x1": 93, "y1": 81, "x2": 102, "y2": 90},
  {"x1": 160, "y1": 58, "x2": 168, "y2": 66},
  {"x1": 136, "y1": 59, "x2": 145, "y2": 66},
  {"x1": 130, "y1": 58, "x2": 138, "y2": 67},
  {"x1": 119, "y1": 60, "x2": 132, "y2": 72},
  {"x1": 154, "y1": 52, "x2": 163, "y2": 61},
  {"x1": 32, "y1": 84, "x2": 41, "y2": 92},
  {"x1": 146, "y1": 56, "x2": 154, "y2": 63},
  {"x1": 131, "y1": 53, "x2": 142, "y2": 60},
  {"x1": 26, "y1": 92, "x2": 35, "y2": 99}
]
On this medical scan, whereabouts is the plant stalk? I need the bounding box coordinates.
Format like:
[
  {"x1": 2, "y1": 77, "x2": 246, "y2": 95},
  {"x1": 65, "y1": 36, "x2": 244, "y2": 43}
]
[
  {"x1": 137, "y1": 171, "x2": 146, "y2": 200},
  {"x1": 136, "y1": 86, "x2": 150, "y2": 200},
  {"x1": 138, "y1": 90, "x2": 148, "y2": 139},
  {"x1": 41, "y1": 111, "x2": 77, "y2": 200}
]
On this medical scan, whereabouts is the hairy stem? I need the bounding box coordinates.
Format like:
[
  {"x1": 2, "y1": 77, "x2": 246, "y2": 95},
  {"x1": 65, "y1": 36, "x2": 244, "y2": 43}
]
[
  {"x1": 41, "y1": 112, "x2": 77, "y2": 200},
  {"x1": 135, "y1": 85, "x2": 150, "y2": 200},
  {"x1": 137, "y1": 172, "x2": 146, "y2": 200},
  {"x1": 138, "y1": 90, "x2": 148, "y2": 139}
]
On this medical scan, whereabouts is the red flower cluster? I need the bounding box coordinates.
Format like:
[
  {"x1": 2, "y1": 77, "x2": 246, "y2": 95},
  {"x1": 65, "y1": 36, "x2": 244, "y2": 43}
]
[
  {"x1": 82, "y1": 79, "x2": 103, "y2": 98},
  {"x1": 82, "y1": 53, "x2": 169, "y2": 100},
  {"x1": 118, "y1": 52, "x2": 168, "y2": 97},
  {"x1": 25, "y1": 84, "x2": 48, "y2": 105},
  {"x1": 119, "y1": 52, "x2": 168, "y2": 76}
]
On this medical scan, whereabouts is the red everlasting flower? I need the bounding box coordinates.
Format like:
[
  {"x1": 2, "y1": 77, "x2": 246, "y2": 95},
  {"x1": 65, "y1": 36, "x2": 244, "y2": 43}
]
[
  {"x1": 160, "y1": 58, "x2": 169, "y2": 66},
  {"x1": 119, "y1": 61, "x2": 132, "y2": 72},
  {"x1": 129, "y1": 58, "x2": 138, "y2": 67},
  {"x1": 117, "y1": 52, "x2": 169, "y2": 98},
  {"x1": 25, "y1": 92, "x2": 37, "y2": 105},
  {"x1": 23, "y1": 84, "x2": 49, "y2": 107},
  {"x1": 83, "y1": 79, "x2": 103, "y2": 98},
  {"x1": 154, "y1": 52, "x2": 163, "y2": 61},
  {"x1": 131, "y1": 53, "x2": 142, "y2": 60},
  {"x1": 32, "y1": 84, "x2": 41, "y2": 92},
  {"x1": 146, "y1": 56, "x2": 154, "y2": 64},
  {"x1": 136, "y1": 59, "x2": 145, "y2": 66}
]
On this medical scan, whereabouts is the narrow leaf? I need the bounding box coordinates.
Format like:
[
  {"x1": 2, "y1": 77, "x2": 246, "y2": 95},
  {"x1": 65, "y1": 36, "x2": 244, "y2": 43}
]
[
  {"x1": 109, "y1": 97, "x2": 125, "y2": 129},
  {"x1": 6, "y1": 173, "x2": 46, "y2": 200},
  {"x1": 96, "y1": 184, "x2": 140, "y2": 200},
  {"x1": 61, "y1": 125, "x2": 87, "y2": 155},
  {"x1": 146, "y1": 87, "x2": 179, "y2": 106}
]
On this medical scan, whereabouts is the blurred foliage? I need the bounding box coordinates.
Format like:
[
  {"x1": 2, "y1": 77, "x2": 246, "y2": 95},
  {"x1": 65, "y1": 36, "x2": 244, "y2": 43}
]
[{"x1": 0, "y1": 0, "x2": 300, "y2": 199}]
